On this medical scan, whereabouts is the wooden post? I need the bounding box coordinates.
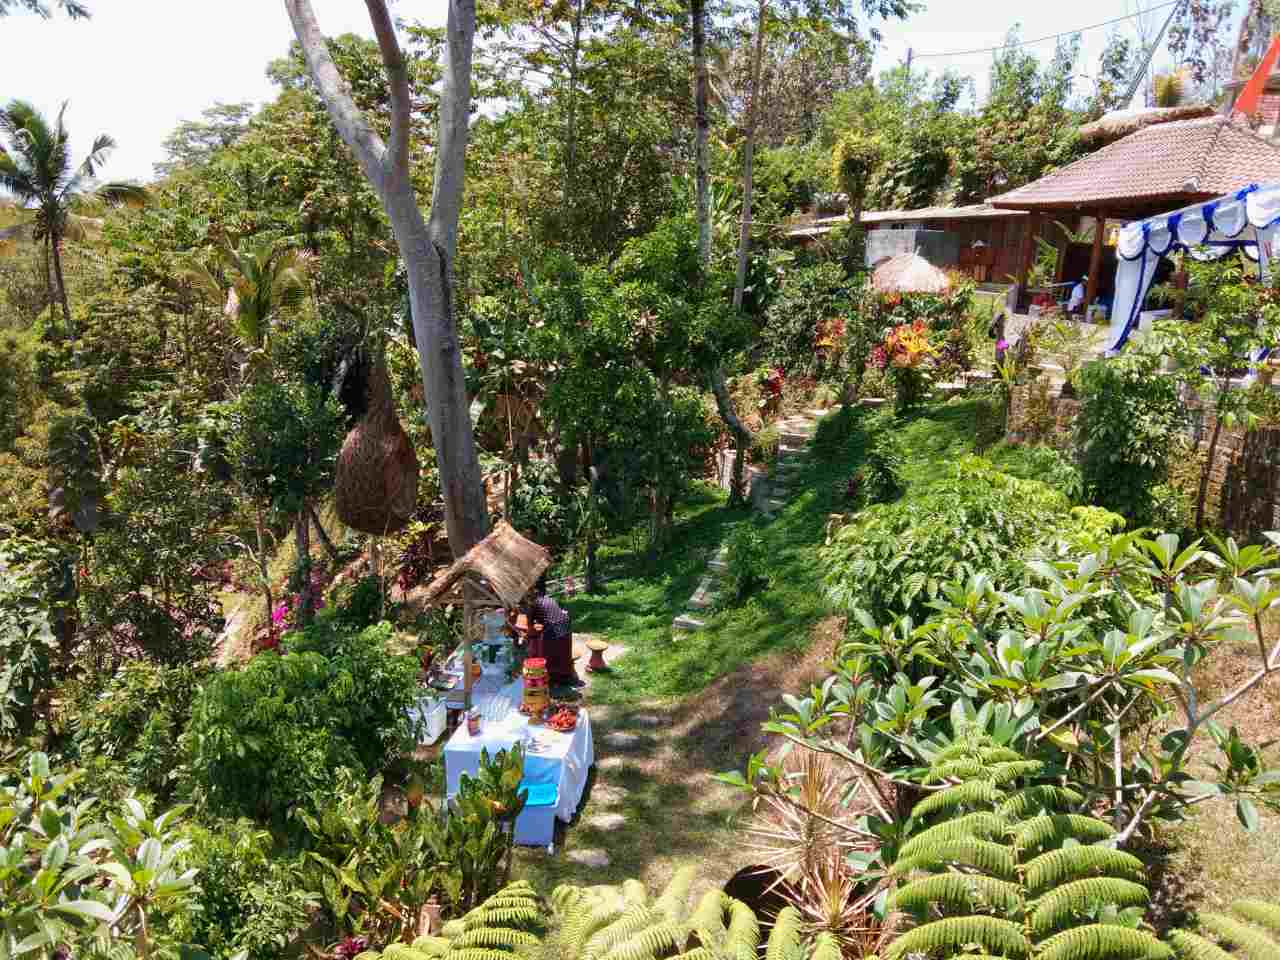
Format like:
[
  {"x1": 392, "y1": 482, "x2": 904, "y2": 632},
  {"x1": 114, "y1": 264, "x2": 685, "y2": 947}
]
[
  {"x1": 1016, "y1": 213, "x2": 1040, "y2": 307},
  {"x1": 1085, "y1": 211, "x2": 1107, "y2": 311}
]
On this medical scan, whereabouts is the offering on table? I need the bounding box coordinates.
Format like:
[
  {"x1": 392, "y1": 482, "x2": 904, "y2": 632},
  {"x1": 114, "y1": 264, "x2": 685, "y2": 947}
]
[
  {"x1": 521, "y1": 657, "x2": 551, "y2": 717},
  {"x1": 547, "y1": 705, "x2": 579, "y2": 732}
]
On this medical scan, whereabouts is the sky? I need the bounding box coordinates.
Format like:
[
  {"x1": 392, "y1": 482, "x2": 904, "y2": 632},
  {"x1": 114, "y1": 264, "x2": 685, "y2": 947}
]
[{"x1": 0, "y1": 0, "x2": 1197, "y2": 186}]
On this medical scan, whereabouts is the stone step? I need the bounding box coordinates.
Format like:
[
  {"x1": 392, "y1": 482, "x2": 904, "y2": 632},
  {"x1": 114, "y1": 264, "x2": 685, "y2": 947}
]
[
  {"x1": 765, "y1": 498, "x2": 788, "y2": 512},
  {"x1": 689, "y1": 575, "x2": 720, "y2": 610},
  {"x1": 708, "y1": 557, "x2": 728, "y2": 574},
  {"x1": 673, "y1": 613, "x2": 706, "y2": 632}
]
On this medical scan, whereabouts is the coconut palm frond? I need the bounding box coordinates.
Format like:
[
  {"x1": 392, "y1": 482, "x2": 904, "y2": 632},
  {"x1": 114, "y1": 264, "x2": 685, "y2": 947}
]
[{"x1": 94, "y1": 181, "x2": 148, "y2": 207}]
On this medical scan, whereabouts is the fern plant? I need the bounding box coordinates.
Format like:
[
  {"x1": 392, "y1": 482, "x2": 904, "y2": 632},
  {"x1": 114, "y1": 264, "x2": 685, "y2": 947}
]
[
  {"x1": 885, "y1": 735, "x2": 1171, "y2": 960},
  {"x1": 1169, "y1": 899, "x2": 1280, "y2": 960}
]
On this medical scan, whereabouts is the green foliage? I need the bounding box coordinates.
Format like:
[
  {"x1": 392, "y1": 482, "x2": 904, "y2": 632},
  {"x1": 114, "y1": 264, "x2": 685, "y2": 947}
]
[
  {"x1": 854, "y1": 427, "x2": 905, "y2": 505},
  {"x1": 886, "y1": 746, "x2": 1167, "y2": 960},
  {"x1": 1077, "y1": 349, "x2": 1187, "y2": 526},
  {"x1": 0, "y1": 539, "x2": 59, "y2": 739},
  {"x1": 72, "y1": 660, "x2": 210, "y2": 801},
  {"x1": 219, "y1": 378, "x2": 343, "y2": 516},
  {"x1": 989, "y1": 442, "x2": 1083, "y2": 503},
  {"x1": 296, "y1": 754, "x2": 522, "y2": 939},
  {"x1": 761, "y1": 262, "x2": 854, "y2": 381},
  {"x1": 723, "y1": 522, "x2": 769, "y2": 604},
  {"x1": 822, "y1": 455, "x2": 1073, "y2": 619},
  {"x1": 169, "y1": 819, "x2": 313, "y2": 960},
  {"x1": 0, "y1": 752, "x2": 210, "y2": 960},
  {"x1": 507, "y1": 458, "x2": 574, "y2": 548},
  {"x1": 185, "y1": 621, "x2": 418, "y2": 824}
]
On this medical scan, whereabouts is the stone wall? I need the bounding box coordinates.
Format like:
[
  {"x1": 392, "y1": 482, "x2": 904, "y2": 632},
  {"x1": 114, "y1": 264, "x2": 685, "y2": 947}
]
[
  {"x1": 1005, "y1": 381, "x2": 1079, "y2": 448},
  {"x1": 1004, "y1": 381, "x2": 1280, "y2": 539},
  {"x1": 1186, "y1": 409, "x2": 1280, "y2": 540}
]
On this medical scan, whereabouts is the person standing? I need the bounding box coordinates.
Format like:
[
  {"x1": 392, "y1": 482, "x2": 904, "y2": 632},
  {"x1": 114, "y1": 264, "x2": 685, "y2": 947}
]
[{"x1": 529, "y1": 576, "x2": 583, "y2": 688}]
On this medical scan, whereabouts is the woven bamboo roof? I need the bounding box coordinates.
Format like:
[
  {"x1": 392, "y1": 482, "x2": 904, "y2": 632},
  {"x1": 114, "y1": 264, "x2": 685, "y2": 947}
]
[
  {"x1": 1077, "y1": 104, "x2": 1215, "y2": 146},
  {"x1": 862, "y1": 202, "x2": 1027, "y2": 224},
  {"x1": 871, "y1": 252, "x2": 952, "y2": 294},
  {"x1": 992, "y1": 117, "x2": 1280, "y2": 216},
  {"x1": 416, "y1": 521, "x2": 551, "y2": 608}
]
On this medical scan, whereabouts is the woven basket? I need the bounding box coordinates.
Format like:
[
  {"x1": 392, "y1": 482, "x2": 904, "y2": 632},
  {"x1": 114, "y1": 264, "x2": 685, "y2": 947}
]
[{"x1": 334, "y1": 352, "x2": 419, "y2": 535}]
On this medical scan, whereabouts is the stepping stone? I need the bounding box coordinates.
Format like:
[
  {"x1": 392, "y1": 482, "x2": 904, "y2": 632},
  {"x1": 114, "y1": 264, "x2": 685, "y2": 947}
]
[
  {"x1": 689, "y1": 575, "x2": 719, "y2": 610},
  {"x1": 673, "y1": 613, "x2": 705, "y2": 631},
  {"x1": 708, "y1": 556, "x2": 728, "y2": 574},
  {"x1": 589, "y1": 784, "x2": 627, "y2": 805},
  {"x1": 597, "y1": 755, "x2": 631, "y2": 770},
  {"x1": 630, "y1": 714, "x2": 663, "y2": 727},
  {"x1": 605, "y1": 731, "x2": 643, "y2": 749},
  {"x1": 765, "y1": 498, "x2": 787, "y2": 512},
  {"x1": 567, "y1": 848, "x2": 611, "y2": 868},
  {"x1": 588, "y1": 812, "x2": 628, "y2": 831}
]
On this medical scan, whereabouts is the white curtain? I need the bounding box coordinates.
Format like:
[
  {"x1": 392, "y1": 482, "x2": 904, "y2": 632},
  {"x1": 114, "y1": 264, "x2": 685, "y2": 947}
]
[{"x1": 1107, "y1": 248, "x2": 1162, "y2": 354}]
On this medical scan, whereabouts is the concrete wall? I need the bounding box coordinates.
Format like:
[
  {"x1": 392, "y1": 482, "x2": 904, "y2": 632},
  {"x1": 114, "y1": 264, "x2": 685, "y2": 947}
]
[{"x1": 866, "y1": 229, "x2": 960, "y2": 270}]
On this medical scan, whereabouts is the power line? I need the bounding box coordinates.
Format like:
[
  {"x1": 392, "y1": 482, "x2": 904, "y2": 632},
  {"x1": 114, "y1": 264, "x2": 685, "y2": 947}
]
[{"x1": 910, "y1": 0, "x2": 1180, "y2": 60}]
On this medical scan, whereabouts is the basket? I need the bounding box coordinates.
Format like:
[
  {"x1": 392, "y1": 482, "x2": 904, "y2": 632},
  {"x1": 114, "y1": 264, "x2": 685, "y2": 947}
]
[{"x1": 334, "y1": 352, "x2": 419, "y2": 535}]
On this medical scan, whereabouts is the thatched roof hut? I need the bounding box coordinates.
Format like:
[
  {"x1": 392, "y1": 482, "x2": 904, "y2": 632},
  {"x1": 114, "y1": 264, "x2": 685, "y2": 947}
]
[
  {"x1": 871, "y1": 252, "x2": 952, "y2": 294},
  {"x1": 1077, "y1": 104, "x2": 1214, "y2": 147},
  {"x1": 416, "y1": 521, "x2": 551, "y2": 608}
]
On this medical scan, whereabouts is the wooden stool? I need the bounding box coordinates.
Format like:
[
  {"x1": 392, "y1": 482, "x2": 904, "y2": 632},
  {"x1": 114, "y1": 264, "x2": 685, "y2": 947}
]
[{"x1": 585, "y1": 638, "x2": 609, "y2": 673}]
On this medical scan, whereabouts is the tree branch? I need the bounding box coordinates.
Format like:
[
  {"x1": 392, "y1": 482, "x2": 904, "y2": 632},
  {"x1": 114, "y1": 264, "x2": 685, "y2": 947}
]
[
  {"x1": 364, "y1": 0, "x2": 411, "y2": 178},
  {"x1": 428, "y1": 0, "x2": 477, "y2": 265},
  {"x1": 283, "y1": 0, "x2": 389, "y2": 193}
]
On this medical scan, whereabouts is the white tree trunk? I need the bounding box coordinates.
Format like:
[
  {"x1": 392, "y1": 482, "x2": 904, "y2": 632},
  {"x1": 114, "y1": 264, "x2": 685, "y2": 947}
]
[{"x1": 284, "y1": 0, "x2": 487, "y2": 557}]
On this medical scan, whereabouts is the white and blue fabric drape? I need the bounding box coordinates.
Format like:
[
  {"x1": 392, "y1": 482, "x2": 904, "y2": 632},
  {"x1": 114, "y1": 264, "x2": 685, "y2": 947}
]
[{"x1": 1109, "y1": 182, "x2": 1280, "y2": 354}]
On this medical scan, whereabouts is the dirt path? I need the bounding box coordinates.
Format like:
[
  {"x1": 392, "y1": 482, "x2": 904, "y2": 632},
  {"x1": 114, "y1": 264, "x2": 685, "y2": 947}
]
[{"x1": 512, "y1": 619, "x2": 842, "y2": 894}]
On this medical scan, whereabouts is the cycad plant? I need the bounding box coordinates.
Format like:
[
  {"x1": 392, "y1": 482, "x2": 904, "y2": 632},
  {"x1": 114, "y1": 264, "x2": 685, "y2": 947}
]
[
  {"x1": 0, "y1": 99, "x2": 147, "y2": 336},
  {"x1": 179, "y1": 234, "x2": 313, "y2": 369},
  {"x1": 886, "y1": 735, "x2": 1171, "y2": 960}
]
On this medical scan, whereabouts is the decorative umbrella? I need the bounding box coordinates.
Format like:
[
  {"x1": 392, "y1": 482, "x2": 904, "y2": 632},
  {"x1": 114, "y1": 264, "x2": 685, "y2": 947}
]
[{"x1": 871, "y1": 252, "x2": 952, "y2": 294}]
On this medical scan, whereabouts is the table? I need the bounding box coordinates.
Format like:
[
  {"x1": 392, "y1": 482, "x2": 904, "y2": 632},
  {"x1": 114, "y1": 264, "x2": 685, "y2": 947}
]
[{"x1": 443, "y1": 679, "x2": 593, "y2": 847}]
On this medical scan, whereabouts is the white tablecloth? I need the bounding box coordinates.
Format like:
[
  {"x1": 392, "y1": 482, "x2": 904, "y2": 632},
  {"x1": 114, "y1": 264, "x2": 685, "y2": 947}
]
[{"x1": 443, "y1": 679, "x2": 594, "y2": 845}]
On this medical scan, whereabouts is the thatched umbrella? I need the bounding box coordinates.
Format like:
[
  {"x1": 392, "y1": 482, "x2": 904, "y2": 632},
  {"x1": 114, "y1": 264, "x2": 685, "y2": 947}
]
[
  {"x1": 1077, "y1": 104, "x2": 1213, "y2": 147},
  {"x1": 871, "y1": 252, "x2": 952, "y2": 294}
]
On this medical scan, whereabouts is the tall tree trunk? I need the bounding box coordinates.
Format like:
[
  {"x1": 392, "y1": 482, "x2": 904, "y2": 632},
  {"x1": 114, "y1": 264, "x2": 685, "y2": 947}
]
[
  {"x1": 732, "y1": 0, "x2": 767, "y2": 315},
  {"x1": 721, "y1": 0, "x2": 769, "y2": 506},
  {"x1": 564, "y1": 0, "x2": 584, "y2": 211},
  {"x1": 692, "y1": 0, "x2": 711, "y2": 265},
  {"x1": 285, "y1": 0, "x2": 488, "y2": 559},
  {"x1": 51, "y1": 233, "x2": 73, "y2": 337}
]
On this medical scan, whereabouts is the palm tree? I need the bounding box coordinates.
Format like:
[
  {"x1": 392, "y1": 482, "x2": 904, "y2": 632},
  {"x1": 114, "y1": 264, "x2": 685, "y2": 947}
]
[
  {"x1": 0, "y1": 100, "x2": 147, "y2": 336},
  {"x1": 178, "y1": 234, "x2": 313, "y2": 367}
]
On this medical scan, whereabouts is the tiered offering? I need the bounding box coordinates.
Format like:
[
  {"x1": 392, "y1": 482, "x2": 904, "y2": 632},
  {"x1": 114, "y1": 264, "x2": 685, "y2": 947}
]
[{"x1": 520, "y1": 657, "x2": 550, "y2": 721}]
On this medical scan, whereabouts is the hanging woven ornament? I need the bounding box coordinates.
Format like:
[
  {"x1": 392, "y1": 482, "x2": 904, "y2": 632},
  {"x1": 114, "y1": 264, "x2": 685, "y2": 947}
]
[{"x1": 334, "y1": 349, "x2": 419, "y2": 535}]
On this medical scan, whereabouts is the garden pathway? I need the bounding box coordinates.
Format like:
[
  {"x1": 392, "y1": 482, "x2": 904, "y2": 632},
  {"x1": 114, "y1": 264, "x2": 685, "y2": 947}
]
[{"x1": 671, "y1": 410, "x2": 829, "y2": 632}]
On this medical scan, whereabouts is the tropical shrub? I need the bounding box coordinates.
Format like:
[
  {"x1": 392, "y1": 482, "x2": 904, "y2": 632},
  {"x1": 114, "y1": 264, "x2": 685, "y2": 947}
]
[
  {"x1": 0, "y1": 538, "x2": 60, "y2": 740},
  {"x1": 1077, "y1": 349, "x2": 1186, "y2": 525},
  {"x1": 823, "y1": 456, "x2": 1077, "y2": 620},
  {"x1": 851, "y1": 427, "x2": 905, "y2": 505},
  {"x1": 298, "y1": 749, "x2": 527, "y2": 942},
  {"x1": 507, "y1": 458, "x2": 573, "y2": 547},
  {"x1": 185, "y1": 621, "x2": 419, "y2": 824},
  {"x1": 171, "y1": 819, "x2": 315, "y2": 960},
  {"x1": 724, "y1": 522, "x2": 770, "y2": 604},
  {"x1": 0, "y1": 752, "x2": 215, "y2": 960},
  {"x1": 753, "y1": 530, "x2": 1280, "y2": 851},
  {"x1": 72, "y1": 660, "x2": 211, "y2": 801},
  {"x1": 761, "y1": 262, "x2": 854, "y2": 381},
  {"x1": 990, "y1": 442, "x2": 1083, "y2": 502}
]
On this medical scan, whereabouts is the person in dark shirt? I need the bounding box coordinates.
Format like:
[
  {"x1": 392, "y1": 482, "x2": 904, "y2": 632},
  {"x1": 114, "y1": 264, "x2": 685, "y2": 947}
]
[{"x1": 529, "y1": 576, "x2": 583, "y2": 688}]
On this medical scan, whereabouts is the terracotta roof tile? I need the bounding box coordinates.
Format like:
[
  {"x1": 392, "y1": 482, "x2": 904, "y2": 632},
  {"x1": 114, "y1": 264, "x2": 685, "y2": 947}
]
[{"x1": 991, "y1": 117, "x2": 1280, "y2": 212}]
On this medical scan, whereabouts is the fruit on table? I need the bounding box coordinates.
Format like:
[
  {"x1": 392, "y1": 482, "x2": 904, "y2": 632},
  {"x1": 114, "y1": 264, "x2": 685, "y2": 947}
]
[{"x1": 548, "y1": 706, "x2": 578, "y2": 731}]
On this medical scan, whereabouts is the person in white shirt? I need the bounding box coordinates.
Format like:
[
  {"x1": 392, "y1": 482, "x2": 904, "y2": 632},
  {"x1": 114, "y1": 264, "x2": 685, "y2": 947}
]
[{"x1": 1067, "y1": 277, "x2": 1086, "y2": 314}]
